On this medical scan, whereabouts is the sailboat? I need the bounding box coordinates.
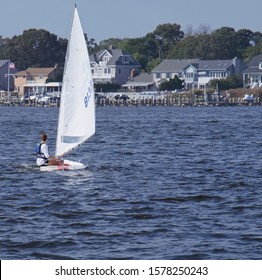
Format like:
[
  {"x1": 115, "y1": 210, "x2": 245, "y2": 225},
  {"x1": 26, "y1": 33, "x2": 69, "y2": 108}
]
[{"x1": 40, "y1": 6, "x2": 95, "y2": 171}]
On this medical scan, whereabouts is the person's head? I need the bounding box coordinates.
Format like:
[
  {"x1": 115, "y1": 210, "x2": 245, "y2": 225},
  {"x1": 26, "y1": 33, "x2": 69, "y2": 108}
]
[{"x1": 41, "y1": 133, "x2": 47, "y2": 142}]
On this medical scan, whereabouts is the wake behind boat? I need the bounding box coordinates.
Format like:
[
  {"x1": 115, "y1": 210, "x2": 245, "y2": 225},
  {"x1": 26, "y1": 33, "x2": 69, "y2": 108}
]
[
  {"x1": 40, "y1": 160, "x2": 85, "y2": 171},
  {"x1": 40, "y1": 6, "x2": 95, "y2": 172}
]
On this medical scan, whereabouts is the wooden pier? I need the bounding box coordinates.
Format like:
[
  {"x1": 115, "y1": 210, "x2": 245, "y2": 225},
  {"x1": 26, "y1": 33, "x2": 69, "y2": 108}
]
[
  {"x1": 0, "y1": 96, "x2": 261, "y2": 107},
  {"x1": 95, "y1": 96, "x2": 261, "y2": 107}
]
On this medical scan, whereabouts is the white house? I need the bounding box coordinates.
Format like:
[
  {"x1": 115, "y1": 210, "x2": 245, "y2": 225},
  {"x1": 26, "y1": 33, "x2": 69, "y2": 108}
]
[
  {"x1": 183, "y1": 58, "x2": 245, "y2": 90},
  {"x1": 242, "y1": 54, "x2": 262, "y2": 88},
  {"x1": 89, "y1": 48, "x2": 140, "y2": 85}
]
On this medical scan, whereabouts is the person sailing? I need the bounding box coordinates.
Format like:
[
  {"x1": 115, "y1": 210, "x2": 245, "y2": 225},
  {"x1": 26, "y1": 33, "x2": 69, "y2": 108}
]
[{"x1": 36, "y1": 133, "x2": 63, "y2": 166}]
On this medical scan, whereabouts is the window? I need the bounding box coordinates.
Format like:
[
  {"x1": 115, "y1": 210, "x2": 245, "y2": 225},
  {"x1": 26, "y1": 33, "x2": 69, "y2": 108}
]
[
  {"x1": 156, "y1": 73, "x2": 161, "y2": 79},
  {"x1": 103, "y1": 55, "x2": 110, "y2": 62},
  {"x1": 104, "y1": 68, "x2": 111, "y2": 74},
  {"x1": 198, "y1": 71, "x2": 206, "y2": 77},
  {"x1": 166, "y1": 73, "x2": 171, "y2": 79},
  {"x1": 122, "y1": 56, "x2": 129, "y2": 63},
  {"x1": 259, "y1": 62, "x2": 262, "y2": 69}
]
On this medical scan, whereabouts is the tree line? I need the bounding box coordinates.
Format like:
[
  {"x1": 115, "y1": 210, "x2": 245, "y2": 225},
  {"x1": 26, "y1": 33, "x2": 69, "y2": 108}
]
[{"x1": 1, "y1": 23, "x2": 262, "y2": 71}]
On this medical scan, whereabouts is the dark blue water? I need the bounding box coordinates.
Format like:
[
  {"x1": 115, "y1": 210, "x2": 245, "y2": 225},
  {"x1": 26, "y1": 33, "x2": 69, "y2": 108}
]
[{"x1": 0, "y1": 106, "x2": 262, "y2": 260}]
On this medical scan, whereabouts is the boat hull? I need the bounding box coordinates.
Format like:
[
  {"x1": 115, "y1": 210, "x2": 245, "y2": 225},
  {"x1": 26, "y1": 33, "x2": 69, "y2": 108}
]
[{"x1": 40, "y1": 160, "x2": 86, "y2": 172}]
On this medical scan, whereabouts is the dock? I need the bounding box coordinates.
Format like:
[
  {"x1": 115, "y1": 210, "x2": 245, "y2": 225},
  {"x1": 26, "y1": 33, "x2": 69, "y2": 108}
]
[{"x1": 0, "y1": 95, "x2": 261, "y2": 107}]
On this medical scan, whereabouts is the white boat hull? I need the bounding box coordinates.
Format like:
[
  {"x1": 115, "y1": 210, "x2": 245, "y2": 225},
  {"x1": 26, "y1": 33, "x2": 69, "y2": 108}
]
[{"x1": 40, "y1": 160, "x2": 86, "y2": 172}]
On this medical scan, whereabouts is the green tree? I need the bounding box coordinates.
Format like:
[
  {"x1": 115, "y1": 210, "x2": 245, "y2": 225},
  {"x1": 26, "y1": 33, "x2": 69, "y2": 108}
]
[
  {"x1": 84, "y1": 34, "x2": 98, "y2": 54},
  {"x1": 98, "y1": 38, "x2": 124, "y2": 49},
  {"x1": 210, "y1": 75, "x2": 243, "y2": 90},
  {"x1": 152, "y1": 23, "x2": 184, "y2": 58},
  {"x1": 120, "y1": 37, "x2": 156, "y2": 69},
  {"x1": 170, "y1": 34, "x2": 215, "y2": 59},
  {"x1": 94, "y1": 82, "x2": 120, "y2": 92},
  {"x1": 243, "y1": 32, "x2": 262, "y2": 61},
  {"x1": 0, "y1": 36, "x2": 5, "y2": 57},
  {"x1": 146, "y1": 58, "x2": 161, "y2": 72},
  {"x1": 210, "y1": 27, "x2": 238, "y2": 59},
  {"x1": 2, "y1": 29, "x2": 67, "y2": 69},
  {"x1": 235, "y1": 29, "x2": 254, "y2": 58},
  {"x1": 159, "y1": 75, "x2": 183, "y2": 91}
]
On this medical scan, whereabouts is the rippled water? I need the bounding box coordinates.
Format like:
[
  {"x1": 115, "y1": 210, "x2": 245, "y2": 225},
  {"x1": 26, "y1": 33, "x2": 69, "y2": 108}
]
[{"x1": 0, "y1": 105, "x2": 262, "y2": 260}]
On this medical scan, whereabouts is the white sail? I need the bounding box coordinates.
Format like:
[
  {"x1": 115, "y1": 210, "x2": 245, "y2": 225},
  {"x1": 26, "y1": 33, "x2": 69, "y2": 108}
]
[{"x1": 55, "y1": 7, "x2": 95, "y2": 158}]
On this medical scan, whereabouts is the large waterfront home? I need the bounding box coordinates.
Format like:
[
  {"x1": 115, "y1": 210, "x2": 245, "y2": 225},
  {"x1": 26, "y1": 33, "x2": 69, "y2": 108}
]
[
  {"x1": 242, "y1": 54, "x2": 262, "y2": 88},
  {"x1": 152, "y1": 58, "x2": 246, "y2": 91},
  {"x1": 183, "y1": 58, "x2": 246, "y2": 90},
  {"x1": 152, "y1": 59, "x2": 200, "y2": 88},
  {"x1": 14, "y1": 66, "x2": 62, "y2": 96},
  {"x1": 0, "y1": 60, "x2": 19, "y2": 92},
  {"x1": 89, "y1": 48, "x2": 140, "y2": 85}
]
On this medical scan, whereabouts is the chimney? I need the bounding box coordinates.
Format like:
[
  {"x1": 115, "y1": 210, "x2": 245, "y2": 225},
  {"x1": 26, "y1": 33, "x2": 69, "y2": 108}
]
[{"x1": 130, "y1": 68, "x2": 135, "y2": 79}]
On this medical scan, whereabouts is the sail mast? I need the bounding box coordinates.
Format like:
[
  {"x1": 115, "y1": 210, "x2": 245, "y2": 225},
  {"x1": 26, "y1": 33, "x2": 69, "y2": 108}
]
[{"x1": 7, "y1": 60, "x2": 10, "y2": 104}]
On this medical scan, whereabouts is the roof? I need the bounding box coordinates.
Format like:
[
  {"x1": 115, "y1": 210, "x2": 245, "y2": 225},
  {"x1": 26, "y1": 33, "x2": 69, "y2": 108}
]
[
  {"x1": 124, "y1": 73, "x2": 154, "y2": 86},
  {"x1": 90, "y1": 48, "x2": 140, "y2": 67},
  {"x1": 152, "y1": 59, "x2": 200, "y2": 73},
  {"x1": 246, "y1": 53, "x2": 262, "y2": 66},
  {"x1": 184, "y1": 59, "x2": 234, "y2": 71},
  {"x1": 15, "y1": 67, "x2": 56, "y2": 76},
  {"x1": 198, "y1": 60, "x2": 233, "y2": 70},
  {"x1": 242, "y1": 53, "x2": 262, "y2": 74},
  {"x1": 45, "y1": 82, "x2": 62, "y2": 86},
  {"x1": 0, "y1": 60, "x2": 9, "y2": 68}
]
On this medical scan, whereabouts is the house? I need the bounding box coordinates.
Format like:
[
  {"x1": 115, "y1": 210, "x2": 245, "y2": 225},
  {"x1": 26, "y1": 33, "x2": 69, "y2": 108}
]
[
  {"x1": 14, "y1": 66, "x2": 62, "y2": 96},
  {"x1": 183, "y1": 58, "x2": 245, "y2": 90},
  {"x1": 242, "y1": 54, "x2": 262, "y2": 88},
  {"x1": 152, "y1": 59, "x2": 200, "y2": 87},
  {"x1": 122, "y1": 73, "x2": 157, "y2": 92},
  {"x1": 89, "y1": 48, "x2": 140, "y2": 85},
  {"x1": 0, "y1": 60, "x2": 19, "y2": 92}
]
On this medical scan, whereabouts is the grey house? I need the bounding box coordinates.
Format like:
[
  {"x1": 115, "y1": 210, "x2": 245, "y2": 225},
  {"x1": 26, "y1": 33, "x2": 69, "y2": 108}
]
[
  {"x1": 152, "y1": 58, "x2": 246, "y2": 90},
  {"x1": 90, "y1": 49, "x2": 140, "y2": 85},
  {"x1": 0, "y1": 60, "x2": 19, "y2": 91},
  {"x1": 183, "y1": 58, "x2": 246, "y2": 90},
  {"x1": 242, "y1": 53, "x2": 262, "y2": 88},
  {"x1": 122, "y1": 73, "x2": 157, "y2": 92},
  {"x1": 152, "y1": 59, "x2": 200, "y2": 87}
]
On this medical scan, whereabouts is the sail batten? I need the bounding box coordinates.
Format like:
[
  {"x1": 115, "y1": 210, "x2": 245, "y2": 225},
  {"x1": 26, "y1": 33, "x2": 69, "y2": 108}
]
[
  {"x1": 55, "y1": 7, "x2": 95, "y2": 158},
  {"x1": 61, "y1": 135, "x2": 89, "y2": 143}
]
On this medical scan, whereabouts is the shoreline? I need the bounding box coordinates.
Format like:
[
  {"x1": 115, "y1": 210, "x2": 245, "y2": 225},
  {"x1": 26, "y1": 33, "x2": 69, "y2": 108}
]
[{"x1": 0, "y1": 97, "x2": 260, "y2": 107}]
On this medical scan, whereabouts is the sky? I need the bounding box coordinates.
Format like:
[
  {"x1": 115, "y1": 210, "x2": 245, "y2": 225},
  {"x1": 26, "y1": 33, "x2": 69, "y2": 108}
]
[{"x1": 1, "y1": 0, "x2": 262, "y2": 43}]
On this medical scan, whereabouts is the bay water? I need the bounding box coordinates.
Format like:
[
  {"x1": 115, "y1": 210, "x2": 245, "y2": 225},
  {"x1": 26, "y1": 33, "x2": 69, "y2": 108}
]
[{"x1": 0, "y1": 105, "x2": 261, "y2": 259}]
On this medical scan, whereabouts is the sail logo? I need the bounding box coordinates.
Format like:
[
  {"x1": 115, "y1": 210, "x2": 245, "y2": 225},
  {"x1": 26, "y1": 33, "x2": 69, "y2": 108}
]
[{"x1": 84, "y1": 80, "x2": 93, "y2": 108}]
